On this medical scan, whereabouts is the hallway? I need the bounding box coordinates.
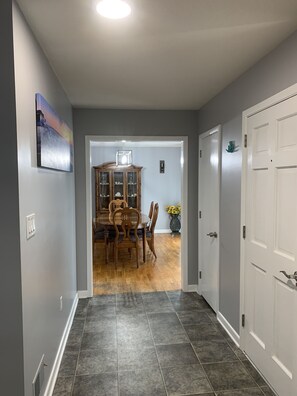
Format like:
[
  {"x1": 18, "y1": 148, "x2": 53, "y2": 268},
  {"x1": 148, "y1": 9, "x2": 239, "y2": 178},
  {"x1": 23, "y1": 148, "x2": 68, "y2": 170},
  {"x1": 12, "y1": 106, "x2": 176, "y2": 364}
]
[{"x1": 53, "y1": 291, "x2": 275, "y2": 395}]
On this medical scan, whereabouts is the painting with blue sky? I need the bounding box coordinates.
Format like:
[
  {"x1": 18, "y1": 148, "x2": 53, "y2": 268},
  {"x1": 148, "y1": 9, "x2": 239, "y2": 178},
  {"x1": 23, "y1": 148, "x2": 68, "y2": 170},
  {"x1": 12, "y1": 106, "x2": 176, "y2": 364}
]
[{"x1": 35, "y1": 93, "x2": 73, "y2": 172}]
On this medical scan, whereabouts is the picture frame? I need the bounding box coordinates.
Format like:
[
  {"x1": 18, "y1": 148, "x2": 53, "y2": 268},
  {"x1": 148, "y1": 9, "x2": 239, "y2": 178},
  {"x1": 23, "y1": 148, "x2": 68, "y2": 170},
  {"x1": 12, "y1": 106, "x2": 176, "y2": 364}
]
[{"x1": 35, "y1": 93, "x2": 73, "y2": 172}]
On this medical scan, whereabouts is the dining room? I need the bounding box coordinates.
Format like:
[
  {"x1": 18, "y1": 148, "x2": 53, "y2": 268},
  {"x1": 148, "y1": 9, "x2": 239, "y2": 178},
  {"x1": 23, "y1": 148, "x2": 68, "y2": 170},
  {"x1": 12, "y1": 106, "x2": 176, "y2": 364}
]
[{"x1": 90, "y1": 139, "x2": 184, "y2": 295}]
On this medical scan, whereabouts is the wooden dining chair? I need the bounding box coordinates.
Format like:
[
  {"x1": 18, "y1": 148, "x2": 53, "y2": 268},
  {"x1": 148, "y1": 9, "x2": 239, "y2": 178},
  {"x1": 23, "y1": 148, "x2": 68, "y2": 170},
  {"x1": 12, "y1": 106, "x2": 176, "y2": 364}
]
[
  {"x1": 112, "y1": 207, "x2": 140, "y2": 268},
  {"x1": 92, "y1": 221, "x2": 109, "y2": 263},
  {"x1": 148, "y1": 201, "x2": 155, "y2": 220},
  {"x1": 146, "y1": 200, "x2": 155, "y2": 230},
  {"x1": 109, "y1": 199, "x2": 128, "y2": 213},
  {"x1": 146, "y1": 202, "x2": 159, "y2": 259}
]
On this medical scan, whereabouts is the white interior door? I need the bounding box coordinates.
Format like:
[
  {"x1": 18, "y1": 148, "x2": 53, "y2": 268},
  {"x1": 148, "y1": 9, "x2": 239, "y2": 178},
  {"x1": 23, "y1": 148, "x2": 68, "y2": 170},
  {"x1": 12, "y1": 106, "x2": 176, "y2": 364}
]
[
  {"x1": 199, "y1": 126, "x2": 221, "y2": 313},
  {"x1": 243, "y1": 94, "x2": 297, "y2": 396}
]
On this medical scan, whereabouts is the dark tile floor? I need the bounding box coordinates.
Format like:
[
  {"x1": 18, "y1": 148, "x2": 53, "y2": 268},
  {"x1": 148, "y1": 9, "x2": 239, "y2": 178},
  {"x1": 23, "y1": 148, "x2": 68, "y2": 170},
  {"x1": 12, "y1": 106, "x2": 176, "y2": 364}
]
[{"x1": 53, "y1": 291, "x2": 276, "y2": 396}]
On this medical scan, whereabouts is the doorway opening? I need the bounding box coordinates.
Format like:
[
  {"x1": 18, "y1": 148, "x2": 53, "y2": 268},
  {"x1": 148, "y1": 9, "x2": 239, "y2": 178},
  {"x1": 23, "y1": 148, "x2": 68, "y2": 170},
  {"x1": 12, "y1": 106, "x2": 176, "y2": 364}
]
[{"x1": 85, "y1": 136, "x2": 188, "y2": 296}]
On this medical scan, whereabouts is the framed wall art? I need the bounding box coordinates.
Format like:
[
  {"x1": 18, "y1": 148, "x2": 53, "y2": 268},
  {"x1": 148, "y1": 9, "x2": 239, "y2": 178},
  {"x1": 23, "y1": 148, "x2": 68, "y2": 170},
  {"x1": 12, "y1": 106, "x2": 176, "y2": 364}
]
[{"x1": 35, "y1": 93, "x2": 73, "y2": 172}]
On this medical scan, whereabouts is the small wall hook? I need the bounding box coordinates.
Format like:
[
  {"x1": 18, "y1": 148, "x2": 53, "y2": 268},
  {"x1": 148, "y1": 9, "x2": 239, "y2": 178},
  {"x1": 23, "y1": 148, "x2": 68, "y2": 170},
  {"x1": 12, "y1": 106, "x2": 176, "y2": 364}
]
[{"x1": 226, "y1": 140, "x2": 238, "y2": 153}]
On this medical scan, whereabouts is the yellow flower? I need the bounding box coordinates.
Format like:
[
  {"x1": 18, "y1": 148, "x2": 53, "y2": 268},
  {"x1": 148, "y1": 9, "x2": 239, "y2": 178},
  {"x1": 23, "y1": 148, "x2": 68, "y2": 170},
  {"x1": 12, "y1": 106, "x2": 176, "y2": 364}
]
[{"x1": 165, "y1": 204, "x2": 181, "y2": 215}]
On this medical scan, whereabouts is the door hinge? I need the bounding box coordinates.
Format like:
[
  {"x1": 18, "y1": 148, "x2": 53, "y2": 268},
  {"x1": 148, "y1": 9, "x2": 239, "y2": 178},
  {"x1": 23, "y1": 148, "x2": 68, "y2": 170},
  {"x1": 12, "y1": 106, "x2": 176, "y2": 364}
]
[
  {"x1": 242, "y1": 314, "x2": 245, "y2": 327},
  {"x1": 244, "y1": 134, "x2": 247, "y2": 148},
  {"x1": 199, "y1": 150, "x2": 202, "y2": 158},
  {"x1": 243, "y1": 225, "x2": 246, "y2": 239},
  {"x1": 199, "y1": 271, "x2": 202, "y2": 279},
  {"x1": 199, "y1": 211, "x2": 202, "y2": 219}
]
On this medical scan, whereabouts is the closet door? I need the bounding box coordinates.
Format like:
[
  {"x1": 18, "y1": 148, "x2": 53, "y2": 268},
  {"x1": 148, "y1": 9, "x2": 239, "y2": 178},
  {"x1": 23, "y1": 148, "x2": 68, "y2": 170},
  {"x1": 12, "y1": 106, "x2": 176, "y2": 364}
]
[{"x1": 244, "y1": 95, "x2": 297, "y2": 396}]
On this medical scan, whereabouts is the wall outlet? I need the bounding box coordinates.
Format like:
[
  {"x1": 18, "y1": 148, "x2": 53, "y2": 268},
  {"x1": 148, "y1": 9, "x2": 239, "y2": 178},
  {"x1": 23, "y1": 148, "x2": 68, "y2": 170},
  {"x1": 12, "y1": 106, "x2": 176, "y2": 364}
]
[
  {"x1": 26, "y1": 213, "x2": 36, "y2": 239},
  {"x1": 59, "y1": 296, "x2": 63, "y2": 311}
]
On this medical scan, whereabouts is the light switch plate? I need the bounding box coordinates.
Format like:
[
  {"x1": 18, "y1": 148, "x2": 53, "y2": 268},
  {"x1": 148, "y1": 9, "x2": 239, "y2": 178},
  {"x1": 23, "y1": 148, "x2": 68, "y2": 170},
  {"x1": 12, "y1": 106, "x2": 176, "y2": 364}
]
[{"x1": 26, "y1": 213, "x2": 36, "y2": 239}]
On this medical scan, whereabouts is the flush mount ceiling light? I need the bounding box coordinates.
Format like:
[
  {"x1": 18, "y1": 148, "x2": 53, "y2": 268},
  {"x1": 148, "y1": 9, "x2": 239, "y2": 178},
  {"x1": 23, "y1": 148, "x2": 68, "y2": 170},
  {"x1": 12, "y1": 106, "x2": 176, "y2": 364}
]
[{"x1": 96, "y1": 0, "x2": 131, "y2": 19}]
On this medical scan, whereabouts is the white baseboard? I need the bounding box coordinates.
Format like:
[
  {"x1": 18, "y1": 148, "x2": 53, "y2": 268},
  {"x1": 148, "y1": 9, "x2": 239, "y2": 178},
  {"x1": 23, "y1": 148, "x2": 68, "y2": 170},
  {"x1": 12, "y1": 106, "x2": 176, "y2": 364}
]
[
  {"x1": 155, "y1": 229, "x2": 171, "y2": 234},
  {"x1": 78, "y1": 290, "x2": 91, "y2": 298},
  {"x1": 184, "y1": 284, "x2": 198, "y2": 293},
  {"x1": 217, "y1": 311, "x2": 240, "y2": 347},
  {"x1": 44, "y1": 293, "x2": 78, "y2": 396}
]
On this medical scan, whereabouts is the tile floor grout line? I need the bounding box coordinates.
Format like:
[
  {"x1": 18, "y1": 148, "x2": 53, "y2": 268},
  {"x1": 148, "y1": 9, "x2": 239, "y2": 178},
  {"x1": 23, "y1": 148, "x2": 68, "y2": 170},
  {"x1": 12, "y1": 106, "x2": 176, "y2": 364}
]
[
  {"x1": 211, "y1": 386, "x2": 269, "y2": 395},
  {"x1": 168, "y1": 293, "x2": 215, "y2": 393},
  {"x1": 175, "y1": 294, "x2": 262, "y2": 395},
  {"x1": 144, "y1": 297, "x2": 169, "y2": 396},
  {"x1": 54, "y1": 291, "x2": 276, "y2": 396},
  {"x1": 115, "y1": 292, "x2": 120, "y2": 396},
  {"x1": 70, "y1": 299, "x2": 89, "y2": 396},
  {"x1": 153, "y1": 292, "x2": 217, "y2": 396},
  {"x1": 230, "y1": 345, "x2": 274, "y2": 396},
  {"x1": 175, "y1": 308, "x2": 216, "y2": 395},
  {"x1": 236, "y1": 356, "x2": 266, "y2": 393}
]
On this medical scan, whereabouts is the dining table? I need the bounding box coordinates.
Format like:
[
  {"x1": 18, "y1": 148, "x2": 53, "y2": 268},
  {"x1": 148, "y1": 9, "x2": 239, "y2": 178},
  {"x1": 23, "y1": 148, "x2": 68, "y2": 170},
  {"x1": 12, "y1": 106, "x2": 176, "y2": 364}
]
[{"x1": 93, "y1": 212, "x2": 150, "y2": 263}]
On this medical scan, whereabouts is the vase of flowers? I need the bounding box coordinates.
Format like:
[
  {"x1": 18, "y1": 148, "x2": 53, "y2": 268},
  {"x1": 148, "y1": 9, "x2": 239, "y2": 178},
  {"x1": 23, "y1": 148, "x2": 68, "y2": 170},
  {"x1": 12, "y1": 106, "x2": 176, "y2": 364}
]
[{"x1": 166, "y1": 204, "x2": 181, "y2": 234}]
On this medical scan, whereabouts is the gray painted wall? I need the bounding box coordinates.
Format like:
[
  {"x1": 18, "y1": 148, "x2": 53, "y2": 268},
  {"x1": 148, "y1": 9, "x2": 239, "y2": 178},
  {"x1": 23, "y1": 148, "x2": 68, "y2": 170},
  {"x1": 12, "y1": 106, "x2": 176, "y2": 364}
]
[
  {"x1": 13, "y1": 3, "x2": 77, "y2": 395},
  {"x1": 0, "y1": 1, "x2": 24, "y2": 394},
  {"x1": 91, "y1": 146, "x2": 182, "y2": 230},
  {"x1": 5, "y1": 11, "x2": 297, "y2": 394},
  {"x1": 73, "y1": 109, "x2": 198, "y2": 290},
  {"x1": 198, "y1": 30, "x2": 297, "y2": 333}
]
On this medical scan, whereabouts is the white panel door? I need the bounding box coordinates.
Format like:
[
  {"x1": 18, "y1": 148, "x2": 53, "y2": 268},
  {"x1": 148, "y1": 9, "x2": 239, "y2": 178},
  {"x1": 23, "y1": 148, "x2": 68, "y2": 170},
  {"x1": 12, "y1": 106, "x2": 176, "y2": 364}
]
[
  {"x1": 244, "y1": 95, "x2": 297, "y2": 396},
  {"x1": 199, "y1": 126, "x2": 220, "y2": 312}
]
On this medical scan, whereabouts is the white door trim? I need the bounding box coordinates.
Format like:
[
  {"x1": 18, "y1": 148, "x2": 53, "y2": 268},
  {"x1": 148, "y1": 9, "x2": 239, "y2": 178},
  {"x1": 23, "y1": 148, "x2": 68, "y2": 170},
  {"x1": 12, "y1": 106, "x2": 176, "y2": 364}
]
[
  {"x1": 85, "y1": 135, "x2": 189, "y2": 297},
  {"x1": 198, "y1": 125, "x2": 221, "y2": 310},
  {"x1": 240, "y1": 82, "x2": 297, "y2": 350}
]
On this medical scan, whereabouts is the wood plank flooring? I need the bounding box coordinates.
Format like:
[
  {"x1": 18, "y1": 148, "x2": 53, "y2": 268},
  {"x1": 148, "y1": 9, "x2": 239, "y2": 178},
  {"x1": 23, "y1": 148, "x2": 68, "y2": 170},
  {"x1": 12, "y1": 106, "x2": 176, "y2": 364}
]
[{"x1": 93, "y1": 233, "x2": 181, "y2": 295}]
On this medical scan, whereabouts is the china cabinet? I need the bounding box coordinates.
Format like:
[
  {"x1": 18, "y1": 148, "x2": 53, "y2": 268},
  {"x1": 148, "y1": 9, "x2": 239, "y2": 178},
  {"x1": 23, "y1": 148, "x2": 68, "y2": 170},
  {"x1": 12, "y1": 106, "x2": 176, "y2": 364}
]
[{"x1": 94, "y1": 162, "x2": 142, "y2": 216}]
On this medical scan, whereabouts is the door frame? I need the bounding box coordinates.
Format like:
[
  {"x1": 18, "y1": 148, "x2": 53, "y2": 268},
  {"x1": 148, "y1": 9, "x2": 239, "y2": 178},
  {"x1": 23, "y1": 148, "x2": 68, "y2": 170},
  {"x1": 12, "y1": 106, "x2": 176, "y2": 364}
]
[
  {"x1": 240, "y1": 82, "x2": 297, "y2": 350},
  {"x1": 198, "y1": 125, "x2": 221, "y2": 312},
  {"x1": 85, "y1": 135, "x2": 189, "y2": 297}
]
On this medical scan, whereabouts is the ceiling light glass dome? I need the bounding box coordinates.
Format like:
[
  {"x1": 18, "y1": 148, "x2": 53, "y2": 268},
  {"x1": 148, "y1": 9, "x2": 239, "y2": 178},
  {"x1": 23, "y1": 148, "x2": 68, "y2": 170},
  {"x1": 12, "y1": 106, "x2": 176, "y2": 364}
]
[{"x1": 96, "y1": 0, "x2": 131, "y2": 19}]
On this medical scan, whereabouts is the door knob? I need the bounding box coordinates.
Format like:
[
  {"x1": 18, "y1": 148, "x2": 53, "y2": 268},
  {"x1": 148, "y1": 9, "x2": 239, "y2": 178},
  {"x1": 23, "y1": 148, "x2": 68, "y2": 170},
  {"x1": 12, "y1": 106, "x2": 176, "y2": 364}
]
[
  {"x1": 206, "y1": 232, "x2": 218, "y2": 238},
  {"x1": 280, "y1": 270, "x2": 297, "y2": 286}
]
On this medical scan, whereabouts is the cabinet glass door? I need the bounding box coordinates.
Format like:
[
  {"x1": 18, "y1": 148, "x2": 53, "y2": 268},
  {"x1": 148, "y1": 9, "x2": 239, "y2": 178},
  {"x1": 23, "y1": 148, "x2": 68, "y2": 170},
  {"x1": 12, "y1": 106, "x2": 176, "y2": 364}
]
[
  {"x1": 127, "y1": 171, "x2": 138, "y2": 208},
  {"x1": 113, "y1": 172, "x2": 124, "y2": 199},
  {"x1": 99, "y1": 171, "x2": 110, "y2": 210}
]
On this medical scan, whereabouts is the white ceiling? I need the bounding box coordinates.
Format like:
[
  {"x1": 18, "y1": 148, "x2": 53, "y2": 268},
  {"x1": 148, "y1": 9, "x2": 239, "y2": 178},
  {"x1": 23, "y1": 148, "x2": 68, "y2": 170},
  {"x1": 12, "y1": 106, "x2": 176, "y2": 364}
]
[{"x1": 17, "y1": 0, "x2": 297, "y2": 110}]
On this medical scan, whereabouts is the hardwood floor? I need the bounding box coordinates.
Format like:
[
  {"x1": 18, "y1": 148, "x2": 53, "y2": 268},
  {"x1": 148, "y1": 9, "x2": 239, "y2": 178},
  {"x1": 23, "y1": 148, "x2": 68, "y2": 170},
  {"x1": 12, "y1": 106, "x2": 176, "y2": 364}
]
[{"x1": 93, "y1": 233, "x2": 181, "y2": 295}]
